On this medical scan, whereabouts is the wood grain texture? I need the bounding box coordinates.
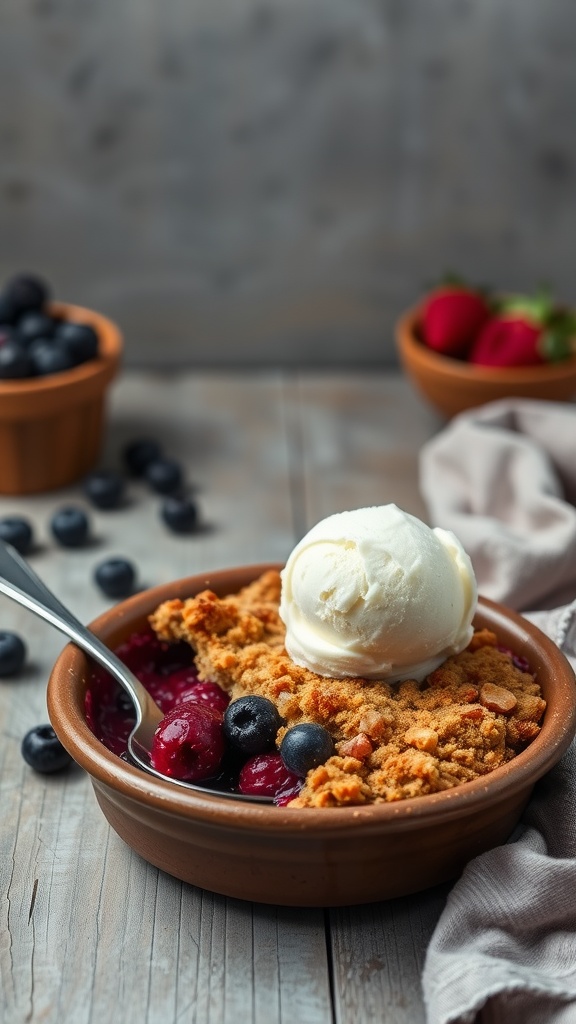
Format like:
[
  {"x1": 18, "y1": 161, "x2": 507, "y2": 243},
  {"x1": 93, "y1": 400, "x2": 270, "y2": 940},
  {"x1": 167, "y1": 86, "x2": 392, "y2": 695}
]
[{"x1": 0, "y1": 370, "x2": 441, "y2": 1023}]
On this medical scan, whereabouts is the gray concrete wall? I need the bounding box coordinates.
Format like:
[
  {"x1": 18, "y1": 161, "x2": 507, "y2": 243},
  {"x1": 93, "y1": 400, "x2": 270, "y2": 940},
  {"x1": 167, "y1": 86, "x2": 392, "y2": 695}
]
[{"x1": 1, "y1": 0, "x2": 574, "y2": 367}]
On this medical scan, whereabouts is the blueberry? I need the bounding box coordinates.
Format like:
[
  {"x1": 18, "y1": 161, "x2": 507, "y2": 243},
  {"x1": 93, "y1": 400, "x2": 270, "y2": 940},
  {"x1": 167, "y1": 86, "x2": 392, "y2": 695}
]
[
  {"x1": 279, "y1": 723, "x2": 334, "y2": 777},
  {"x1": 0, "y1": 339, "x2": 33, "y2": 379},
  {"x1": 161, "y1": 495, "x2": 198, "y2": 534},
  {"x1": 0, "y1": 324, "x2": 17, "y2": 344},
  {"x1": 94, "y1": 557, "x2": 136, "y2": 598},
  {"x1": 3, "y1": 273, "x2": 49, "y2": 316},
  {"x1": 223, "y1": 695, "x2": 284, "y2": 756},
  {"x1": 0, "y1": 516, "x2": 34, "y2": 554},
  {"x1": 21, "y1": 724, "x2": 71, "y2": 774},
  {"x1": 84, "y1": 469, "x2": 125, "y2": 510},
  {"x1": 0, "y1": 293, "x2": 17, "y2": 325},
  {"x1": 29, "y1": 339, "x2": 75, "y2": 376},
  {"x1": 0, "y1": 631, "x2": 27, "y2": 676},
  {"x1": 17, "y1": 312, "x2": 56, "y2": 345},
  {"x1": 50, "y1": 506, "x2": 90, "y2": 547},
  {"x1": 123, "y1": 438, "x2": 163, "y2": 476},
  {"x1": 144, "y1": 457, "x2": 183, "y2": 495},
  {"x1": 56, "y1": 321, "x2": 99, "y2": 364}
]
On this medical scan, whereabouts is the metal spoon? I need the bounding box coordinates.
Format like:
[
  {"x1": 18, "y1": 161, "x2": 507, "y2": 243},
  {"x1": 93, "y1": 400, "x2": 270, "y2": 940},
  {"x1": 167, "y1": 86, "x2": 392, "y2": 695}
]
[{"x1": 0, "y1": 540, "x2": 271, "y2": 802}]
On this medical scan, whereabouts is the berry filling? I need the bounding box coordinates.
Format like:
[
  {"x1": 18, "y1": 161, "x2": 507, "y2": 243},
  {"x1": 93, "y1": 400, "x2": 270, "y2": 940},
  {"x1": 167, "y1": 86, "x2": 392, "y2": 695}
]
[
  {"x1": 85, "y1": 628, "x2": 198, "y2": 756},
  {"x1": 85, "y1": 627, "x2": 296, "y2": 802},
  {"x1": 176, "y1": 679, "x2": 231, "y2": 715}
]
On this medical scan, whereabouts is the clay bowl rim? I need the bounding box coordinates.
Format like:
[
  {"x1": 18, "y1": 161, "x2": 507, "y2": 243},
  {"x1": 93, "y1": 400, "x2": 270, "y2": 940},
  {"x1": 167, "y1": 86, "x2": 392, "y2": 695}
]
[
  {"x1": 47, "y1": 563, "x2": 576, "y2": 839},
  {"x1": 396, "y1": 305, "x2": 576, "y2": 386},
  {"x1": 0, "y1": 301, "x2": 122, "y2": 406}
]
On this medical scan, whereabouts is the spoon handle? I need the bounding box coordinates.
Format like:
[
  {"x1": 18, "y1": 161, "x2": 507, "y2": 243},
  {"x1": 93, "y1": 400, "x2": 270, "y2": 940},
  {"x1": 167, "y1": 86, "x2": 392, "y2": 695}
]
[{"x1": 0, "y1": 540, "x2": 158, "y2": 722}]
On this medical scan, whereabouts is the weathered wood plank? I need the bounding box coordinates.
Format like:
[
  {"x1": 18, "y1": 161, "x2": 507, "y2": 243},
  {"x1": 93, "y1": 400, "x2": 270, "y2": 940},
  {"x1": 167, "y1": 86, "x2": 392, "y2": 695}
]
[
  {"x1": 329, "y1": 887, "x2": 450, "y2": 1024},
  {"x1": 284, "y1": 372, "x2": 440, "y2": 534}
]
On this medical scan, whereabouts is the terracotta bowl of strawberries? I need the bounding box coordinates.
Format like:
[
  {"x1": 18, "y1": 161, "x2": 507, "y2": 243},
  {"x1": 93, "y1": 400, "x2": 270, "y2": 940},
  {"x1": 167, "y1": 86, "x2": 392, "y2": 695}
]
[
  {"x1": 396, "y1": 283, "x2": 576, "y2": 419},
  {"x1": 47, "y1": 564, "x2": 576, "y2": 907}
]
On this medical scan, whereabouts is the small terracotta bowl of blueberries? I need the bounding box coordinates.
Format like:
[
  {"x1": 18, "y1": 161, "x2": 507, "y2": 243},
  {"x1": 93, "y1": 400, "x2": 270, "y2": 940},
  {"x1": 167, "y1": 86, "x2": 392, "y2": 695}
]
[
  {"x1": 46, "y1": 563, "x2": 576, "y2": 907},
  {"x1": 0, "y1": 272, "x2": 122, "y2": 494}
]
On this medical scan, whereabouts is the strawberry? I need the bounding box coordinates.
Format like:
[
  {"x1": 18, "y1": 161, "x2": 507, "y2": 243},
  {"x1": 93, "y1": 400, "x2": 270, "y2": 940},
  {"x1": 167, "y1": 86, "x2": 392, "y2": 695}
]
[
  {"x1": 470, "y1": 292, "x2": 575, "y2": 368},
  {"x1": 469, "y1": 316, "x2": 542, "y2": 367},
  {"x1": 421, "y1": 284, "x2": 491, "y2": 357}
]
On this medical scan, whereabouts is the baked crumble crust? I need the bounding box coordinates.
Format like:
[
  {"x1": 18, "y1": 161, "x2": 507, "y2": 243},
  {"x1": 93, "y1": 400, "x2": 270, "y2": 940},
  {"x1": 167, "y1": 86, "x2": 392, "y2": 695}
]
[{"x1": 149, "y1": 570, "x2": 546, "y2": 807}]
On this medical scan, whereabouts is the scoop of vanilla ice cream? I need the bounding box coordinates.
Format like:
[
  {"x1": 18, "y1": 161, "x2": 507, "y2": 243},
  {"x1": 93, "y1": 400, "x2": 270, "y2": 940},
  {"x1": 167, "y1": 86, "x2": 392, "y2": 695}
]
[{"x1": 279, "y1": 504, "x2": 477, "y2": 682}]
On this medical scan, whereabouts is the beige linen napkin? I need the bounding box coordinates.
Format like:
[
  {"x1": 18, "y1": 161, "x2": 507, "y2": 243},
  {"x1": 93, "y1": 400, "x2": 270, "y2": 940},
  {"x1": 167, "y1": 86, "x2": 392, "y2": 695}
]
[{"x1": 419, "y1": 398, "x2": 576, "y2": 1024}]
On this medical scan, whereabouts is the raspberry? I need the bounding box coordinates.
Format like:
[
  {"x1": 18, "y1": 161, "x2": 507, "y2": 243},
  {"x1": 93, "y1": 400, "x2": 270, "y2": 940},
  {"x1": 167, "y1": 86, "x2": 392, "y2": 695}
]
[
  {"x1": 274, "y1": 780, "x2": 304, "y2": 806},
  {"x1": 238, "y1": 752, "x2": 301, "y2": 798},
  {"x1": 151, "y1": 702, "x2": 225, "y2": 782},
  {"x1": 177, "y1": 680, "x2": 230, "y2": 715}
]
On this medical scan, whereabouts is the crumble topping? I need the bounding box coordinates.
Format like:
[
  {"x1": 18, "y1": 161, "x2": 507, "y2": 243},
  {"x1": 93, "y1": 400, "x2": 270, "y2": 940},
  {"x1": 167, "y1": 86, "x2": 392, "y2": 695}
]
[{"x1": 150, "y1": 570, "x2": 546, "y2": 807}]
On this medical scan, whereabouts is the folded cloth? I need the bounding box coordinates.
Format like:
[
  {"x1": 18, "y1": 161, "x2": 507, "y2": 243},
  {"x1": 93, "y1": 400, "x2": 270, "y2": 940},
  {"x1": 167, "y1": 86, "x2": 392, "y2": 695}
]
[
  {"x1": 419, "y1": 399, "x2": 576, "y2": 1024},
  {"x1": 419, "y1": 399, "x2": 576, "y2": 612}
]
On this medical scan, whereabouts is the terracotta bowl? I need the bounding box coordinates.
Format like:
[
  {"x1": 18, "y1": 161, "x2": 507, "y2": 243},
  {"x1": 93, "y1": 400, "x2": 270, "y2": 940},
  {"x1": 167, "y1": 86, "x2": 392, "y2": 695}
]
[
  {"x1": 47, "y1": 564, "x2": 576, "y2": 907},
  {"x1": 0, "y1": 302, "x2": 122, "y2": 494},
  {"x1": 396, "y1": 305, "x2": 576, "y2": 419}
]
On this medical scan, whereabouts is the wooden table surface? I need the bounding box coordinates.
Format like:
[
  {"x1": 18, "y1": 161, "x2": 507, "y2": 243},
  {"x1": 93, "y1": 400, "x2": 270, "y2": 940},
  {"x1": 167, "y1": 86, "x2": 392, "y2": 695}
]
[{"x1": 0, "y1": 370, "x2": 451, "y2": 1024}]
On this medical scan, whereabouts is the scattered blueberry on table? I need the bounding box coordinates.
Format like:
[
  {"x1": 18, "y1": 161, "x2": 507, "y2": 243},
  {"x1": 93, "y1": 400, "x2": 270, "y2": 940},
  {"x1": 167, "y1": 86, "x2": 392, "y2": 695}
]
[
  {"x1": 144, "y1": 456, "x2": 183, "y2": 495},
  {"x1": 280, "y1": 723, "x2": 334, "y2": 777},
  {"x1": 50, "y1": 506, "x2": 90, "y2": 548},
  {"x1": 21, "y1": 724, "x2": 72, "y2": 774},
  {"x1": 0, "y1": 630, "x2": 27, "y2": 676},
  {"x1": 84, "y1": 469, "x2": 125, "y2": 510},
  {"x1": 122, "y1": 438, "x2": 163, "y2": 477},
  {"x1": 94, "y1": 557, "x2": 136, "y2": 598},
  {"x1": 0, "y1": 516, "x2": 34, "y2": 554},
  {"x1": 122, "y1": 436, "x2": 201, "y2": 532},
  {"x1": 161, "y1": 495, "x2": 198, "y2": 534}
]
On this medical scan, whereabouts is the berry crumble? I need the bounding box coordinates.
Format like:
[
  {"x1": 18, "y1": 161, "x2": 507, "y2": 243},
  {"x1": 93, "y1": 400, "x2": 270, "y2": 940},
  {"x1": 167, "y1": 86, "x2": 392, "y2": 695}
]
[{"x1": 86, "y1": 570, "x2": 547, "y2": 807}]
